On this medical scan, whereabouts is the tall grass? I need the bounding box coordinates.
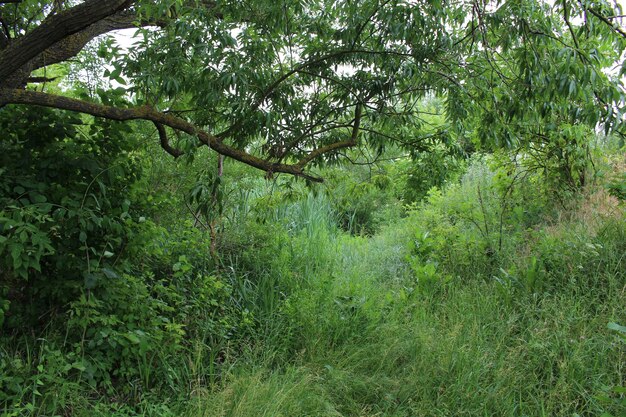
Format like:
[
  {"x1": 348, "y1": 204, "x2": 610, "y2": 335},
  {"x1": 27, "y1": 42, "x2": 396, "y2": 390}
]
[
  {"x1": 3, "y1": 157, "x2": 624, "y2": 416},
  {"x1": 184, "y1": 158, "x2": 625, "y2": 417}
]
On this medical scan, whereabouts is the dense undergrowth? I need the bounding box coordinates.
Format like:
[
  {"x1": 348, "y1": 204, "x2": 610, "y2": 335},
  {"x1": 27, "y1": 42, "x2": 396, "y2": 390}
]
[
  {"x1": 185, "y1": 160, "x2": 625, "y2": 417},
  {"x1": 1, "y1": 107, "x2": 625, "y2": 416}
]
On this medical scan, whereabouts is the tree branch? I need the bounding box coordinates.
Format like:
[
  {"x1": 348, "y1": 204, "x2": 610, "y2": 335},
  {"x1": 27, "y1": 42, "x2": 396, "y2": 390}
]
[
  {"x1": 153, "y1": 122, "x2": 184, "y2": 158},
  {"x1": 26, "y1": 76, "x2": 58, "y2": 83},
  {"x1": 0, "y1": 0, "x2": 133, "y2": 84},
  {"x1": 0, "y1": 88, "x2": 324, "y2": 182},
  {"x1": 586, "y1": 6, "x2": 626, "y2": 39},
  {"x1": 217, "y1": 48, "x2": 411, "y2": 140},
  {"x1": 562, "y1": 0, "x2": 580, "y2": 50},
  {"x1": 0, "y1": 17, "x2": 9, "y2": 49},
  {"x1": 30, "y1": 11, "x2": 157, "y2": 71},
  {"x1": 3, "y1": 9, "x2": 164, "y2": 88},
  {"x1": 296, "y1": 103, "x2": 362, "y2": 168}
]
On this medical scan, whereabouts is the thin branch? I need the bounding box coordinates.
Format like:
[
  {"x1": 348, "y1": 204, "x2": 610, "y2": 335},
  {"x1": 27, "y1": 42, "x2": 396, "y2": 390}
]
[
  {"x1": 153, "y1": 121, "x2": 183, "y2": 158},
  {"x1": 217, "y1": 48, "x2": 412, "y2": 139},
  {"x1": 337, "y1": 151, "x2": 409, "y2": 166},
  {"x1": 562, "y1": 0, "x2": 580, "y2": 50},
  {"x1": 184, "y1": 200, "x2": 208, "y2": 230},
  {"x1": 295, "y1": 103, "x2": 362, "y2": 168},
  {"x1": 350, "y1": 0, "x2": 393, "y2": 49},
  {"x1": 586, "y1": 6, "x2": 626, "y2": 39}
]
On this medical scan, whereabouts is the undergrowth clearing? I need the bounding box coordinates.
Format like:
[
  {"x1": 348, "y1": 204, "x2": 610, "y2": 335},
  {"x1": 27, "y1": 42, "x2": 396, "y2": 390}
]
[
  {"x1": 180, "y1": 162, "x2": 626, "y2": 417},
  {"x1": 2, "y1": 157, "x2": 625, "y2": 417}
]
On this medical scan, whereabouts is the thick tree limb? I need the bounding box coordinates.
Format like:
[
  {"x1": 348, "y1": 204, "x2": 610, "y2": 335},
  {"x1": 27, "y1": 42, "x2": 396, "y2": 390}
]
[
  {"x1": 2, "y1": 9, "x2": 154, "y2": 88},
  {"x1": 26, "y1": 76, "x2": 58, "y2": 83},
  {"x1": 0, "y1": 88, "x2": 326, "y2": 182},
  {"x1": 0, "y1": 0, "x2": 133, "y2": 84},
  {"x1": 29, "y1": 11, "x2": 153, "y2": 73},
  {"x1": 0, "y1": 32, "x2": 8, "y2": 50},
  {"x1": 1, "y1": 0, "x2": 221, "y2": 87},
  {"x1": 0, "y1": 18, "x2": 9, "y2": 49}
]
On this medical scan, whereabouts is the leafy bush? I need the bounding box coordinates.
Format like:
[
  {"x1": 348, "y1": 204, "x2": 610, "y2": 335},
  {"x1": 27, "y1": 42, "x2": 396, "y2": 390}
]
[
  {"x1": 0, "y1": 103, "x2": 253, "y2": 413},
  {"x1": 0, "y1": 103, "x2": 141, "y2": 328}
]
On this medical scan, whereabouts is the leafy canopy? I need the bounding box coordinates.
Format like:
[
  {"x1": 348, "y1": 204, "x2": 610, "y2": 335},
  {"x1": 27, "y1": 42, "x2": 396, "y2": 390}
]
[{"x1": 0, "y1": 0, "x2": 624, "y2": 181}]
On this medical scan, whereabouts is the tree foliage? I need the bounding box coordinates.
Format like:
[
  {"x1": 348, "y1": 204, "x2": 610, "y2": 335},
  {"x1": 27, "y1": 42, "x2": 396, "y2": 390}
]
[
  {"x1": 0, "y1": 0, "x2": 624, "y2": 181},
  {"x1": 0, "y1": 101, "x2": 141, "y2": 326}
]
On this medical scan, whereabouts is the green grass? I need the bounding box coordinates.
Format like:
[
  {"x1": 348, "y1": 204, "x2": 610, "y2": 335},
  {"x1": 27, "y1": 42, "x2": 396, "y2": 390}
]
[
  {"x1": 185, "y1": 287, "x2": 624, "y2": 416},
  {"x1": 181, "y1": 195, "x2": 625, "y2": 416},
  {"x1": 2, "y1": 159, "x2": 624, "y2": 417}
]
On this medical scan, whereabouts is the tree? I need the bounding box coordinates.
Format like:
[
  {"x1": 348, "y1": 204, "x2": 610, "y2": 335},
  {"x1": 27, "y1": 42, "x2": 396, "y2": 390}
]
[{"x1": 0, "y1": 0, "x2": 624, "y2": 182}]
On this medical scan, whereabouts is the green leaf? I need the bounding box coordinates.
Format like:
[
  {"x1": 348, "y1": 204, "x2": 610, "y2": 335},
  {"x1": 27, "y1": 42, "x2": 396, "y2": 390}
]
[
  {"x1": 83, "y1": 272, "x2": 99, "y2": 289},
  {"x1": 124, "y1": 332, "x2": 141, "y2": 344},
  {"x1": 30, "y1": 193, "x2": 47, "y2": 204},
  {"x1": 608, "y1": 322, "x2": 626, "y2": 334},
  {"x1": 101, "y1": 267, "x2": 119, "y2": 279},
  {"x1": 10, "y1": 245, "x2": 22, "y2": 265},
  {"x1": 71, "y1": 361, "x2": 87, "y2": 372}
]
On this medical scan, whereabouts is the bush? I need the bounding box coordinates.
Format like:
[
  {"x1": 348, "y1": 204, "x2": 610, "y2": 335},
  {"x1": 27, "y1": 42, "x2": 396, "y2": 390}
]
[{"x1": 0, "y1": 103, "x2": 141, "y2": 329}]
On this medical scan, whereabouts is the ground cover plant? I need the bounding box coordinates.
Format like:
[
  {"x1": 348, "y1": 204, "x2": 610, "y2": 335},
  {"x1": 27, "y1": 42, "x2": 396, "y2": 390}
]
[{"x1": 2, "y1": 148, "x2": 625, "y2": 416}]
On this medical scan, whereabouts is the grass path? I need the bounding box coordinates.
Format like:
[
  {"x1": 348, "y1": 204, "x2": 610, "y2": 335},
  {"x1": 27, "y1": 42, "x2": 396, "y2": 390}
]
[{"x1": 186, "y1": 206, "x2": 626, "y2": 417}]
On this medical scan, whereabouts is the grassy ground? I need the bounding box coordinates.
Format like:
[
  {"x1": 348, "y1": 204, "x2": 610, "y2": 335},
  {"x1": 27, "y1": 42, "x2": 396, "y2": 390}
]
[
  {"x1": 177, "y1": 183, "x2": 626, "y2": 417},
  {"x1": 3, "y1": 159, "x2": 624, "y2": 417}
]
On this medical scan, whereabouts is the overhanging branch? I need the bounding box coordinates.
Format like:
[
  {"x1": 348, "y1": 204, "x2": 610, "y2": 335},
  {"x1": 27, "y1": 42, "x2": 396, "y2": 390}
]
[
  {"x1": 153, "y1": 122, "x2": 184, "y2": 158},
  {"x1": 26, "y1": 76, "x2": 58, "y2": 83},
  {"x1": 29, "y1": 11, "x2": 156, "y2": 72},
  {"x1": 2, "y1": 9, "x2": 166, "y2": 88},
  {"x1": 0, "y1": 0, "x2": 133, "y2": 83},
  {"x1": 0, "y1": 88, "x2": 327, "y2": 182},
  {"x1": 296, "y1": 103, "x2": 362, "y2": 168}
]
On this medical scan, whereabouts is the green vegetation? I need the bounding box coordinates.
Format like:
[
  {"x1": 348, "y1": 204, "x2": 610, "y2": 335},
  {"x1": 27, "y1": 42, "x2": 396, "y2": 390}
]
[
  {"x1": 1, "y1": 0, "x2": 626, "y2": 416},
  {"x1": 2, "y1": 127, "x2": 625, "y2": 415}
]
